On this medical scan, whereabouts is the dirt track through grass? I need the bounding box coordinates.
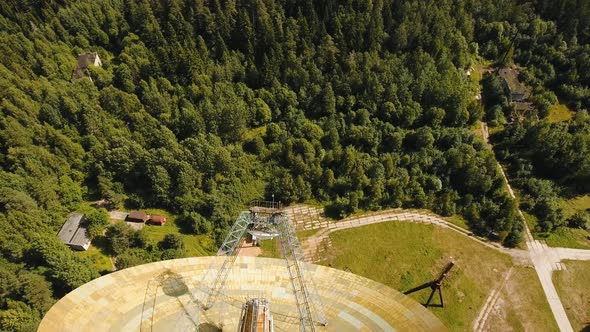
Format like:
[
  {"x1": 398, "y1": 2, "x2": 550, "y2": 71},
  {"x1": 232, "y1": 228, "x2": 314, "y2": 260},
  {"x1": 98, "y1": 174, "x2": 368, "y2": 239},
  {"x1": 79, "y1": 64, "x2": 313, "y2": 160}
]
[{"x1": 319, "y1": 222, "x2": 556, "y2": 331}]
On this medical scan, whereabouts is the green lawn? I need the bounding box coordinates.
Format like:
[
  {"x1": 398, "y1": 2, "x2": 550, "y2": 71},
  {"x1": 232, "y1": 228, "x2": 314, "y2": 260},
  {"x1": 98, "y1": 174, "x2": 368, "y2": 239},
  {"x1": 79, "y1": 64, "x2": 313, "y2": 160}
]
[
  {"x1": 140, "y1": 209, "x2": 214, "y2": 257},
  {"x1": 259, "y1": 238, "x2": 282, "y2": 258},
  {"x1": 561, "y1": 195, "x2": 590, "y2": 218},
  {"x1": 554, "y1": 260, "x2": 590, "y2": 331},
  {"x1": 75, "y1": 245, "x2": 112, "y2": 274},
  {"x1": 547, "y1": 103, "x2": 574, "y2": 123},
  {"x1": 320, "y1": 222, "x2": 555, "y2": 331},
  {"x1": 524, "y1": 210, "x2": 590, "y2": 249},
  {"x1": 444, "y1": 215, "x2": 470, "y2": 230}
]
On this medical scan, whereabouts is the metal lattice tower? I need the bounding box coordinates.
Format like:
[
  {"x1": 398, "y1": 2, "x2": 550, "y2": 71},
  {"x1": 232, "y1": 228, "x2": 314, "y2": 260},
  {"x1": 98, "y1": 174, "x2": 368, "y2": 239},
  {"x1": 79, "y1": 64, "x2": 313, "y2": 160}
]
[
  {"x1": 201, "y1": 202, "x2": 327, "y2": 331},
  {"x1": 275, "y1": 214, "x2": 327, "y2": 331},
  {"x1": 203, "y1": 211, "x2": 252, "y2": 310}
]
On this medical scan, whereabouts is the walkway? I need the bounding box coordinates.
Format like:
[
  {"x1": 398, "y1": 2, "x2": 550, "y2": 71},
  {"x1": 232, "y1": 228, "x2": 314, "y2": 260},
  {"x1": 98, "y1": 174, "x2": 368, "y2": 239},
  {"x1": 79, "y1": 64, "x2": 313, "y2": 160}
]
[
  {"x1": 287, "y1": 201, "x2": 587, "y2": 331},
  {"x1": 483, "y1": 121, "x2": 574, "y2": 332},
  {"x1": 283, "y1": 205, "x2": 529, "y2": 264}
]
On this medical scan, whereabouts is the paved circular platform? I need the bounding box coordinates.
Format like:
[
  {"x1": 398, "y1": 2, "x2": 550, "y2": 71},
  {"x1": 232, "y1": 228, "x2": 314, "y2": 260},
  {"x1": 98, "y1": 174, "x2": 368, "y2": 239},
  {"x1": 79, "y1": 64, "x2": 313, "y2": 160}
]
[{"x1": 38, "y1": 256, "x2": 446, "y2": 331}]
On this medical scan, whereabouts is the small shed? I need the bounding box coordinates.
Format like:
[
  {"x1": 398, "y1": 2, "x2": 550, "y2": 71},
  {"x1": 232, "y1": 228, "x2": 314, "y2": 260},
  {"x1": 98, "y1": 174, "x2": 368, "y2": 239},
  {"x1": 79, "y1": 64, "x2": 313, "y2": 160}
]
[
  {"x1": 126, "y1": 210, "x2": 149, "y2": 223},
  {"x1": 57, "y1": 213, "x2": 91, "y2": 251},
  {"x1": 149, "y1": 215, "x2": 167, "y2": 226}
]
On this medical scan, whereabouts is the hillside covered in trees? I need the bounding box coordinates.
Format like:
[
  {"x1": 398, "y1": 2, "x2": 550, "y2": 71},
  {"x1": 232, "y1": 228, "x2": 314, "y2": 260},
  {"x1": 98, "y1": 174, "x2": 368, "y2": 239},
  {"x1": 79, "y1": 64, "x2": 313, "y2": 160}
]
[{"x1": 1, "y1": 0, "x2": 590, "y2": 329}]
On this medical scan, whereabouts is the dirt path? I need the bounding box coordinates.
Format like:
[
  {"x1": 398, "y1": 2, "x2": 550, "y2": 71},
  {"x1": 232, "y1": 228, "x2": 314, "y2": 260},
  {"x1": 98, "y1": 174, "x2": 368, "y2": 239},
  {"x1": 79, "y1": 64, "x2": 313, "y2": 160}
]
[
  {"x1": 473, "y1": 267, "x2": 514, "y2": 331},
  {"x1": 484, "y1": 121, "x2": 574, "y2": 332},
  {"x1": 285, "y1": 205, "x2": 530, "y2": 264}
]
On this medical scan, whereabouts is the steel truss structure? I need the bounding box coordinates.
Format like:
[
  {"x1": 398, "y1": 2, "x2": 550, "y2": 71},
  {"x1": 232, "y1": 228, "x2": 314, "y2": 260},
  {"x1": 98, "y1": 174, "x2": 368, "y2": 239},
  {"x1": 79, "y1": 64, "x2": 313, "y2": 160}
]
[
  {"x1": 202, "y1": 202, "x2": 327, "y2": 331},
  {"x1": 203, "y1": 211, "x2": 252, "y2": 310},
  {"x1": 275, "y1": 214, "x2": 327, "y2": 331}
]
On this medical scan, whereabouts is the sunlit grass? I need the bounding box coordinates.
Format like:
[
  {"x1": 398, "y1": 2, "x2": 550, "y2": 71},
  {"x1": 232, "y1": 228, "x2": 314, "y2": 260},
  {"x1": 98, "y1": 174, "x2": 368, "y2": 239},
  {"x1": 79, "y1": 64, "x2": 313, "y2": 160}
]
[
  {"x1": 75, "y1": 245, "x2": 112, "y2": 274},
  {"x1": 554, "y1": 260, "x2": 590, "y2": 331},
  {"x1": 547, "y1": 103, "x2": 573, "y2": 123},
  {"x1": 320, "y1": 222, "x2": 555, "y2": 331}
]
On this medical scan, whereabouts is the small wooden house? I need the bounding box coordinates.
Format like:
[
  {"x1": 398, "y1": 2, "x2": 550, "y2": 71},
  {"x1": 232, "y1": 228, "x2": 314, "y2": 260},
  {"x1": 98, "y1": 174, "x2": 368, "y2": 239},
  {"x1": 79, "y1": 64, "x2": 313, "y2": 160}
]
[
  {"x1": 126, "y1": 210, "x2": 149, "y2": 223},
  {"x1": 57, "y1": 213, "x2": 91, "y2": 251},
  {"x1": 149, "y1": 215, "x2": 166, "y2": 226}
]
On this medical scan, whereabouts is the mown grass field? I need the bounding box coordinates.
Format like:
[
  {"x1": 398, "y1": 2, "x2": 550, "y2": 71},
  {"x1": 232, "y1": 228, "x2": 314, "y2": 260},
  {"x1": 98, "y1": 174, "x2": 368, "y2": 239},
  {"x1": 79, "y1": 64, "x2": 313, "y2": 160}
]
[
  {"x1": 319, "y1": 222, "x2": 556, "y2": 331},
  {"x1": 259, "y1": 238, "x2": 282, "y2": 258},
  {"x1": 554, "y1": 260, "x2": 590, "y2": 331}
]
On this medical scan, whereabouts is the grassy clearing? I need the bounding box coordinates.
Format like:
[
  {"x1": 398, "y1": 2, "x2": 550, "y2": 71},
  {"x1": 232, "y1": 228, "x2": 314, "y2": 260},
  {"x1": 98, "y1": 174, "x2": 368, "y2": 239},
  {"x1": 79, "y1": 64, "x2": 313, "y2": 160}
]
[
  {"x1": 561, "y1": 195, "x2": 590, "y2": 218},
  {"x1": 140, "y1": 209, "x2": 214, "y2": 256},
  {"x1": 547, "y1": 103, "x2": 574, "y2": 123},
  {"x1": 501, "y1": 267, "x2": 559, "y2": 331},
  {"x1": 75, "y1": 245, "x2": 112, "y2": 274},
  {"x1": 79, "y1": 208, "x2": 214, "y2": 273},
  {"x1": 320, "y1": 222, "x2": 553, "y2": 331},
  {"x1": 554, "y1": 260, "x2": 590, "y2": 331},
  {"x1": 524, "y1": 210, "x2": 590, "y2": 249},
  {"x1": 242, "y1": 126, "x2": 266, "y2": 140}
]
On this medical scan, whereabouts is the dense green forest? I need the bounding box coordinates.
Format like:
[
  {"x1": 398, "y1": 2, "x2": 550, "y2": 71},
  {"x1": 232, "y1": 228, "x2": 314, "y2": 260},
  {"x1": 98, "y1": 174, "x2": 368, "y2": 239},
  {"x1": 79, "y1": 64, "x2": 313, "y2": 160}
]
[{"x1": 1, "y1": 0, "x2": 589, "y2": 329}]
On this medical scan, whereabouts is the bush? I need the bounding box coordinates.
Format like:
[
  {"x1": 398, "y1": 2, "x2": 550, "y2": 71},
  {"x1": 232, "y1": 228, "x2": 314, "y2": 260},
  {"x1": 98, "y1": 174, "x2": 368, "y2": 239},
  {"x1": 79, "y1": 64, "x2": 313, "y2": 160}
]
[
  {"x1": 567, "y1": 211, "x2": 590, "y2": 229},
  {"x1": 158, "y1": 234, "x2": 184, "y2": 250},
  {"x1": 86, "y1": 208, "x2": 109, "y2": 240}
]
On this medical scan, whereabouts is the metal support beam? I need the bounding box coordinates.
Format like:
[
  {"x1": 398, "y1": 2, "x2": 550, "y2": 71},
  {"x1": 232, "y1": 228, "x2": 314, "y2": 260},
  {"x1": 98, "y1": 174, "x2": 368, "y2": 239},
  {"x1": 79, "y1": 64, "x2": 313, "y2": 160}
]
[
  {"x1": 203, "y1": 212, "x2": 252, "y2": 310},
  {"x1": 404, "y1": 261, "x2": 455, "y2": 308},
  {"x1": 275, "y1": 214, "x2": 327, "y2": 331}
]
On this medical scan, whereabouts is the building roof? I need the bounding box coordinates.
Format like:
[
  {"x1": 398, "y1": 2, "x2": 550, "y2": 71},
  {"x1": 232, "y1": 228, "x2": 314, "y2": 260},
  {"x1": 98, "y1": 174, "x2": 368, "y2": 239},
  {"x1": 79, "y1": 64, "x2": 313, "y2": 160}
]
[
  {"x1": 127, "y1": 210, "x2": 149, "y2": 222},
  {"x1": 72, "y1": 52, "x2": 101, "y2": 80},
  {"x1": 57, "y1": 213, "x2": 90, "y2": 247},
  {"x1": 498, "y1": 67, "x2": 529, "y2": 100},
  {"x1": 150, "y1": 215, "x2": 166, "y2": 223}
]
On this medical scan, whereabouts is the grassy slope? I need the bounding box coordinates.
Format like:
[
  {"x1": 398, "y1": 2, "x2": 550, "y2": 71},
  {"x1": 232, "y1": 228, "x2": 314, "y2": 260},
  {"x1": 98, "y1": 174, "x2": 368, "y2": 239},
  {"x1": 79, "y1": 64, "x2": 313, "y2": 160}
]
[
  {"x1": 140, "y1": 209, "x2": 214, "y2": 256},
  {"x1": 547, "y1": 103, "x2": 574, "y2": 123},
  {"x1": 320, "y1": 222, "x2": 556, "y2": 331},
  {"x1": 553, "y1": 260, "x2": 590, "y2": 331},
  {"x1": 561, "y1": 195, "x2": 590, "y2": 218},
  {"x1": 524, "y1": 211, "x2": 590, "y2": 250}
]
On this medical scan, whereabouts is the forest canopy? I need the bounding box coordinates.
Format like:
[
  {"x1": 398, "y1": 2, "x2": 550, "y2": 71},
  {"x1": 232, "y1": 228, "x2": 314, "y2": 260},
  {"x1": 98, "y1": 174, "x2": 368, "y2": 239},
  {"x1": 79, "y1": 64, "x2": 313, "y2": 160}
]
[{"x1": 2, "y1": 0, "x2": 590, "y2": 330}]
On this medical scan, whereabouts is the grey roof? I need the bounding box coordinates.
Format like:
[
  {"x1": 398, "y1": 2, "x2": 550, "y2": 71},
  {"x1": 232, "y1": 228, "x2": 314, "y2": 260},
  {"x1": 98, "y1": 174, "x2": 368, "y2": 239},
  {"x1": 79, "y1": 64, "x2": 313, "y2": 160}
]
[{"x1": 57, "y1": 213, "x2": 90, "y2": 247}]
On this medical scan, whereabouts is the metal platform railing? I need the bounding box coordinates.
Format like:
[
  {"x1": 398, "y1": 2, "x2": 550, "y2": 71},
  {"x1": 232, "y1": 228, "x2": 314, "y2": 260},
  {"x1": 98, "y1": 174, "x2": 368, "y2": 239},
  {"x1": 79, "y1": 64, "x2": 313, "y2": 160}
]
[{"x1": 250, "y1": 200, "x2": 282, "y2": 210}]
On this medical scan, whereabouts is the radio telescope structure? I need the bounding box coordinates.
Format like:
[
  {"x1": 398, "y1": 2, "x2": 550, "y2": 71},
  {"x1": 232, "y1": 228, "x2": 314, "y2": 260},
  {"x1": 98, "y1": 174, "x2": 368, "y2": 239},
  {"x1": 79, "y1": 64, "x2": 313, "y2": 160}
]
[{"x1": 38, "y1": 202, "x2": 447, "y2": 332}]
